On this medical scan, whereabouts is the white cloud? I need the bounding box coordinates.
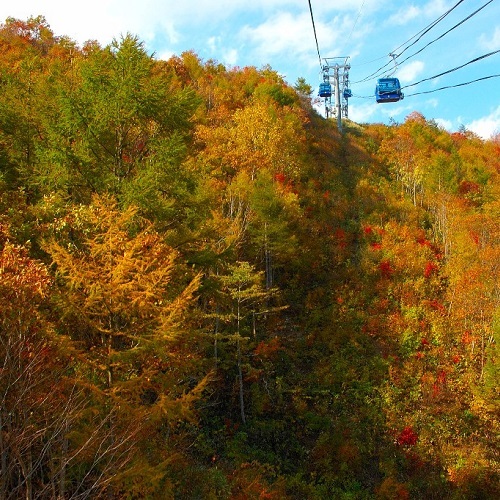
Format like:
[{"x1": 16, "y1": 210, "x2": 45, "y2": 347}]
[
  {"x1": 239, "y1": 11, "x2": 341, "y2": 65},
  {"x1": 479, "y1": 26, "x2": 500, "y2": 51},
  {"x1": 0, "y1": 1, "x2": 121, "y2": 46},
  {"x1": 396, "y1": 60, "x2": 425, "y2": 83},
  {"x1": 0, "y1": 1, "x2": 192, "y2": 47},
  {"x1": 420, "y1": 0, "x2": 449, "y2": 19},
  {"x1": 204, "y1": 35, "x2": 239, "y2": 66},
  {"x1": 155, "y1": 49, "x2": 174, "y2": 61},
  {"x1": 434, "y1": 117, "x2": 453, "y2": 131},
  {"x1": 221, "y1": 48, "x2": 239, "y2": 66},
  {"x1": 387, "y1": 5, "x2": 421, "y2": 26},
  {"x1": 379, "y1": 103, "x2": 413, "y2": 120},
  {"x1": 349, "y1": 102, "x2": 379, "y2": 123},
  {"x1": 386, "y1": 0, "x2": 447, "y2": 26},
  {"x1": 0, "y1": 1, "x2": 257, "y2": 45},
  {"x1": 207, "y1": 36, "x2": 219, "y2": 53},
  {"x1": 466, "y1": 105, "x2": 500, "y2": 140}
]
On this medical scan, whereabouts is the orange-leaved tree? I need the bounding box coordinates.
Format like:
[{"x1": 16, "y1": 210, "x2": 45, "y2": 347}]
[{"x1": 0, "y1": 221, "x2": 82, "y2": 498}]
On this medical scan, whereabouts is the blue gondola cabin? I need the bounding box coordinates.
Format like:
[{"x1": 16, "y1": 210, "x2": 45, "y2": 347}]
[
  {"x1": 319, "y1": 82, "x2": 332, "y2": 98},
  {"x1": 375, "y1": 78, "x2": 404, "y2": 103}
]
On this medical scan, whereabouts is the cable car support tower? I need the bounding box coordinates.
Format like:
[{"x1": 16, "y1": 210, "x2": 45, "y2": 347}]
[{"x1": 319, "y1": 57, "x2": 351, "y2": 132}]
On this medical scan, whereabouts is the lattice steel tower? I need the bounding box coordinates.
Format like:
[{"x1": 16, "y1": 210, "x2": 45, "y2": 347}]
[{"x1": 320, "y1": 57, "x2": 351, "y2": 132}]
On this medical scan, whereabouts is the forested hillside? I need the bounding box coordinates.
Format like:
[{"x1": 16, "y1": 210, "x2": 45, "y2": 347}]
[{"x1": 0, "y1": 16, "x2": 498, "y2": 499}]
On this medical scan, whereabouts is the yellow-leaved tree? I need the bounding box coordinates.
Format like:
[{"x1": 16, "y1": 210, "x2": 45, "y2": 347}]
[{"x1": 44, "y1": 194, "x2": 210, "y2": 497}]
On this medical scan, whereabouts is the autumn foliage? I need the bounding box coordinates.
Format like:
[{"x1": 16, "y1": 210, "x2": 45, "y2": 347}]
[{"x1": 0, "y1": 16, "x2": 498, "y2": 499}]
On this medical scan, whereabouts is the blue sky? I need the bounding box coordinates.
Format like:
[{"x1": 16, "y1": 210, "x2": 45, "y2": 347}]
[{"x1": 2, "y1": 0, "x2": 500, "y2": 138}]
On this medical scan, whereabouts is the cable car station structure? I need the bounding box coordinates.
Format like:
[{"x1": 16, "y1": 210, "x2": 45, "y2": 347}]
[{"x1": 318, "y1": 57, "x2": 351, "y2": 132}]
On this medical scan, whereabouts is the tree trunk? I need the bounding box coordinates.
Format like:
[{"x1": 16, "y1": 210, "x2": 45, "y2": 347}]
[
  {"x1": 0, "y1": 410, "x2": 8, "y2": 498},
  {"x1": 237, "y1": 338, "x2": 246, "y2": 425},
  {"x1": 236, "y1": 298, "x2": 246, "y2": 424}
]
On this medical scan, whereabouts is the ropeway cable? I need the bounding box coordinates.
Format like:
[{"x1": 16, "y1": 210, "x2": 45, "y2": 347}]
[
  {"x1": 345, "y1": 0, "x2": 366, "y2": 49},
  {"x1": 353, "y1": 0, "x2": 466, "y2": 83},
  {"x1": 395, "y1": 0, "x2": 494, "y2": 70},
  {"x1": 402, "y1": 49, "x2": 500, "y2": 90},
  {"x1": 394, "y1": 0, "x2": 466, "y2": 60},
  {"x1": 308, "y1": 0, "x2": 323, "y2": 70},
  {"x1": 353, "y1": 50, "x2": 500, "y2": 98},
  {"x1": 404, "y1": 73, "x2": 500, "y2": 97},
  {"x1": 358, "y1": 0, "x2": 494, "y2": 83}
]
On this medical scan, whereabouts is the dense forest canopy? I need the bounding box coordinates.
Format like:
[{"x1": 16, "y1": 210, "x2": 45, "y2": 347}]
[{"x1": 0, "y1": 16, "x2": 498, "y2": 499}]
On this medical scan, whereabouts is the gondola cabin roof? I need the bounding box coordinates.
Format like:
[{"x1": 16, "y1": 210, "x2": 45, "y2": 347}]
[
  {"x1": 375, "y1": 77, "x2": 404, "y2": 103},
  {"x1": 319, "y1": 82, "x2": 332, "y2": 98}
]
